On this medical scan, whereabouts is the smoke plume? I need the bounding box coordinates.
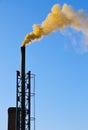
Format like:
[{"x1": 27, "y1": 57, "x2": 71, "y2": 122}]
[{"x1": 22, "y1": 4, "x2": 88, "y2": 46}]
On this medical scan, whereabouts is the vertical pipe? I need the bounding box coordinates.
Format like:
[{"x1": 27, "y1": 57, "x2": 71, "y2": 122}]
[
  {"x1": 20, "y1": 46, "x2": 25, "y2": 130},
  {"x1": 28, "y1": 71, "x2": 31, "y2": 130},
  {"x1": 16, "y1": 71, "x2": 19, "y2": 130},
  {"x1": 34, "y1": 76, "x2": 35, "y2": 130}
]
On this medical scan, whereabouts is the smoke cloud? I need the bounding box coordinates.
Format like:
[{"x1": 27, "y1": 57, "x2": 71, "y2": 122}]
[{"x1": 22, "y1": 4, "x2": 88, "y2": 46}]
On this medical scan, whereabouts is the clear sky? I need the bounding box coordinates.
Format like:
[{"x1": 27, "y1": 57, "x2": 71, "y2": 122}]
[{"x1": 0, "y1": 0, "x2": 88, "y2": 130}]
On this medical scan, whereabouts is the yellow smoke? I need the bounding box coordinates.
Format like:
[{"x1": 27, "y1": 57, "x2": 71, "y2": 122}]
[{"x1": 22, "y1": 4, "x2": 88, "y2": 46}]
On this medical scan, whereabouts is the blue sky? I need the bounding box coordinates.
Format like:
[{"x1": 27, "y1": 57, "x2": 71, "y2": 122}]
[{"x1": 0, "y1": 0, "x2": 88, "y2": 130}]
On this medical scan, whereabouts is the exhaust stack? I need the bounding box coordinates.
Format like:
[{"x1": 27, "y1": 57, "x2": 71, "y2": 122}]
[
  {"x1": 20, "y1": 46, "x2": 25, "y2": 130},
  {"x1": 16, "y1": 46, "x2": 35, "y2": 130}
]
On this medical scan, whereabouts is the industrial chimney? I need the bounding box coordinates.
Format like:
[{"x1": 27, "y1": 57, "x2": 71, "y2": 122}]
[{"x1": 16, "y1": 46, "x2": 36, "y2": 130}]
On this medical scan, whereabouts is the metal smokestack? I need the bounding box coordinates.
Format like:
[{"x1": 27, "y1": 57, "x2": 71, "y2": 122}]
[
  {"x1": 20, "y1": 46, "x2": 25, "y2": 130},
  {"x1": 16, "y1": 45, "x2": 35, "y2": 130}
]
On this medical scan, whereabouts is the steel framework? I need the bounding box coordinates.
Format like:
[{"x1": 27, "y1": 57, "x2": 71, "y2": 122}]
[
  {"x1": 16, "y1": 71, "x2": 35, "y2": 130},
  {"x1": 16, "y1": 46, "x2": 35, "y2": 130}
]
